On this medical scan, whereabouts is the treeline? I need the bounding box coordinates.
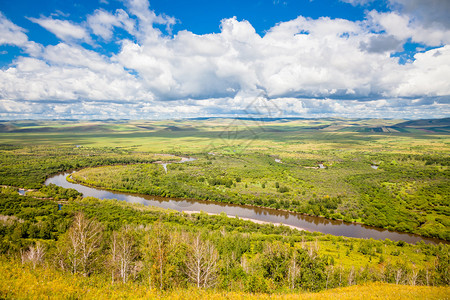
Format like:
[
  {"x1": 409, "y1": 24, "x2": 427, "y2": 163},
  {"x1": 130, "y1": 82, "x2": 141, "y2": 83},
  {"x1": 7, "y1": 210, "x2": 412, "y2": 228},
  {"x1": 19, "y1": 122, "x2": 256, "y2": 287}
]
[
  {"x1": 24, "y1": 183, "x2": 83, "y2": 200},
  {"x1": 0, "y1": 145, "x2": 176, "y2": 189},
  {"x1": 71, "y1": 152, "x2": 450, "y2": 240},
  {"x1": 0, "y1": 143, "x2": 448, "y2": 240},
  {"x1": 1, "y1": 191, "x2": 449, "y2": 293}
]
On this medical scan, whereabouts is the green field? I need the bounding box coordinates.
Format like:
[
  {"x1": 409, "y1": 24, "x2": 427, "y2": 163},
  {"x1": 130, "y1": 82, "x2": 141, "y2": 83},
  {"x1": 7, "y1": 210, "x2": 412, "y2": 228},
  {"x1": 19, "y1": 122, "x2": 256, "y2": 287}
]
[
  {"x1": 1, "y1": 118, "x2": 448, "y2": 239},
  {"x1": 0, "y1": 118, "x2": 449, "y2": 295}
]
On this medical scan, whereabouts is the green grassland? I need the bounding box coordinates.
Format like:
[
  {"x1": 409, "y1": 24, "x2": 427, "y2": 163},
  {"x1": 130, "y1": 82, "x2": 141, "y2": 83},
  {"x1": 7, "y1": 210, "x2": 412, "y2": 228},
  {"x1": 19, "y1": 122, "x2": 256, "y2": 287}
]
[
  {"x1": 0, "y1": 115, "x2": 449, "y2": 297},
  {"x1": 0, "y1": 118, "x2": 449, "y2": 240},
  {"x1": 1, "y1": 118, "x2": 448, "y2": 153}
]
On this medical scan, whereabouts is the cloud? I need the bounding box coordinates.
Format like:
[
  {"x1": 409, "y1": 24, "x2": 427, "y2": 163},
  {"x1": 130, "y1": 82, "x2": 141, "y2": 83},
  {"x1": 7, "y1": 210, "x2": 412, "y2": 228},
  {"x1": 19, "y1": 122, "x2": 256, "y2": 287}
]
[
  {"x1": 0, "y1": 12, "x2": 29, "y2": 47},
  {"x1": 343, "y1": 0, "x2": 450, "y2": 45},
  {"x1": 343, "y1": 0, "x2": 450, "y2": 29},
  {"x1": 0, "y1": 0, "x2": 449, "y2": 119},
  {"x1": 0, "y1": 46, "x2": 150, "y2": 102},
  {"x1": 28, "y1": 17, "x2": 92, "y2": 44},
  {"x1": 367, "y1": 10, "x2": 450, "y2": 46},
  {"x1": 0, "y1": 12, "x2": 42, "y2": 56},
  {"x1": 87, "y1": 9, "x2": 135, "y2": 40},
  {"x1": 391, "y1": 45, "x2": 450, "y2": 97},
  {"x1": 389, "y1": 0, "x2": 450, "y2": 29},
  {"x1": 340, "y1": 0, "x2": 375, "y2": 5},
  {"x1": 124, "y1": 0, "x2": 176, "y2": 39},
  {"x1": 359, "y1": 34, "x2": 403, "y2": 53}
]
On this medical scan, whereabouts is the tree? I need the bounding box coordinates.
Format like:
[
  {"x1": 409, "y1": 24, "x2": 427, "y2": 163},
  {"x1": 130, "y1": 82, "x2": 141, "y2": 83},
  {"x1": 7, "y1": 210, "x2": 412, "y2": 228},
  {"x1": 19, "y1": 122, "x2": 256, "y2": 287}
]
[
  {"x1": 348, "y1": 266, "x2": 355, "y2": 286},
  {"x1": 435, "y1": 247, "x2": 450, "y2": 285},
  {"x1": 143, "y1": 220, "x2": 181, "y2": 290},
  {"x1": 260, "y1": 241, "x2": 290, "y2": 283},
  {"x1": 288, "y1": 250, "x2": 301, "y2": 290},
  {"x1": 293, "y1": 246, "x2": 327, "y2": 291},
  {"x1": 409, "y1": 266, "x2": 418, "y2": 286},
  {"x1": 395, "y1": 268, "x2": 403, "y2": 284},
  {"x1": 185, "y1": 233, "x2": 219, "y2": 288},
  {"x1": 109, "y1": 226, "x2": 137, "y2": 283},
  {"x1": 21, "y1": 242, "x2": 45, "y2": 269},
  {"x1": 66, "y1": 212, "x2": 103, "y2": 276}
]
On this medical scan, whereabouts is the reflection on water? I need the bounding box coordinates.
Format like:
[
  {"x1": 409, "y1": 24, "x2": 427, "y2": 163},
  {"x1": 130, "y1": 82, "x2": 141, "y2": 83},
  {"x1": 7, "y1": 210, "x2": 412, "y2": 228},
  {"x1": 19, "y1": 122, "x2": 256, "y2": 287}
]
[{"x1": 45, "y1": 173, "x2": 446, "y2": 245}]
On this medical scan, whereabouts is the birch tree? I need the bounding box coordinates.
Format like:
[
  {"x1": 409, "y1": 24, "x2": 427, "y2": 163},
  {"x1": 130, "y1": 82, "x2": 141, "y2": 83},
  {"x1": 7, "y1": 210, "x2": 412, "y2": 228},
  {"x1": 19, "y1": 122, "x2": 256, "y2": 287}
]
[
  {"x1": 395, "y1": 268, "x2": 403, "y2": 284},
  {"x1": 288, "y1": 250, "x2": 301, "y2": 290},
  {"x1": 110, "y1": 227, "x2": 136, "y2": 283},
  {"x1": 348, "y1": 266, "x2": 355, "y2": 286},
  {"x1": 21, "y1": 242, "x2": 45, "y2": 269},
  {"x1": 67, "y1": 212, "x2": 103, "y2": 276},
  {"x1": 185, "y1": 234, "x2": 218, "y2": 288},
  {"x1": 143, "y1": 221, "x2": 175, "y2": 290},
  {"x1": 409, "y1": 266, "x2": 418, "y2": 286}
]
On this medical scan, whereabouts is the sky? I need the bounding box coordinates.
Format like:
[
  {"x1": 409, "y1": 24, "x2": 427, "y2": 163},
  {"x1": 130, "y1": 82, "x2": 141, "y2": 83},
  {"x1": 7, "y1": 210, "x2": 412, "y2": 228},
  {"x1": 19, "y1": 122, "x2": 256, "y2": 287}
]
[{"x1": 0, "y1": 0, "x2": 449, "y2": 120}]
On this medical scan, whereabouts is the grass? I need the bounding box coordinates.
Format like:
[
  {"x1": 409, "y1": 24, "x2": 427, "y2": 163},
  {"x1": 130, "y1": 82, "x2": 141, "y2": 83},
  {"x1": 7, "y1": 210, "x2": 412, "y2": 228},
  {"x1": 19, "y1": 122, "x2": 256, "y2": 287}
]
[
  {"x1": 69, "y1": 150, "x2": 449, "y2": 239},
  {"x1": 0, "y1": 118, "x2": 448, "y2": 298},
  {"x1": 1, "y1": 118, "x2": 449, "y2": 239},
  {"x1": 312, "y1": 238, "x2": 432, "y2": 269},
  {"x1": 0, "y1": 119, "x2": 448, "y2": 154},
  {"x1": 1, "y1": 258, "x2": 448, "y2": 299}
]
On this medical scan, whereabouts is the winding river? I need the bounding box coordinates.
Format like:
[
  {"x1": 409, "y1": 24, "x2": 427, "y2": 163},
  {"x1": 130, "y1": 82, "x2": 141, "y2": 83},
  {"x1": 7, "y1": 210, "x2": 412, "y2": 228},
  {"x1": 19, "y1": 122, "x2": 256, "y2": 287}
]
[{"x1": 45, "y1": 163, "x2": 445, "y2": 245}]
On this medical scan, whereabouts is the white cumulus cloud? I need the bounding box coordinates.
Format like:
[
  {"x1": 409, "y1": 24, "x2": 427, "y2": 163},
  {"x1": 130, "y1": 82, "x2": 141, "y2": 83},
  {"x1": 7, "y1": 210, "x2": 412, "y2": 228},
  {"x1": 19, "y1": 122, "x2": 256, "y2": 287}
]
[
  {"x1": 0, "y1": 0, "x2": 449, "y2": 119},
  {"x1": 28, "y1": 17, "x2": 92, "y2": 44},
  {"x1": 87, "y1": 9, "x2": 135, "y2": 40}
]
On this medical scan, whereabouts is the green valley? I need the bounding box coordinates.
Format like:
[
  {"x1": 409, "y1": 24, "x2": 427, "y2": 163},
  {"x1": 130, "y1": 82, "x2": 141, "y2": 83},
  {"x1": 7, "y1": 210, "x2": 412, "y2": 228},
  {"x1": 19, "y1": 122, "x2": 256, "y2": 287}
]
[{"x1": 0, "y1": 118, "x2": 448, "y2": 298}]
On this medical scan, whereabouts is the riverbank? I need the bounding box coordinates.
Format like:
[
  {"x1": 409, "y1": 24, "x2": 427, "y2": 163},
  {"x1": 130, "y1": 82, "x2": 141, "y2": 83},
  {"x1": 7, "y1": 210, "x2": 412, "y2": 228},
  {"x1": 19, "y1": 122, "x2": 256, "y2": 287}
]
[
  {"x1": 182, "y1": 210, "x2": 306, "y2": 231},
  {"x1": 46, "y1": 172, "x2": 447, "y2": 244}
]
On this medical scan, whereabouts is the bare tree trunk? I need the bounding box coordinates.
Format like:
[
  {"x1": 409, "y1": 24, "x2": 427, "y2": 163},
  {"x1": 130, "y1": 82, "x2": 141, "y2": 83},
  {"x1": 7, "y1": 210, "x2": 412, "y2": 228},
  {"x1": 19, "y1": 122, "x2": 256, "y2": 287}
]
[
  {"x1": 67, "y1": 212, "x2": 102, "y2": 276},
  {"x1": 395, "y1": 268, "x2": 402, "y2": 284},
  {"x1": 348, "y1": 266, "x2": 355, "y2": 286},
  {"x1": 288, "y1": 251, "x2": 300, "y2": 290},
  {"x1": 22, "y1": 242, "x2": 45, "y2": 269},
  {"x1": 308, "y1": 243, "x2": 315, "y2": 258},
  {"x1": 145, "y1": 220, "x2": 171, "y2": 290},
  {"x1": 117, "y1": 227, "x2": 135, "y2": 283},
  {"x1": 157, "y1": 235, "x2": 164, "y2": 290},
  {"x1": 185, "y1": 234, "x2": 218, "y2": 288},
  {"x1": 110, "y1": 232, "x2": 117, "y2": 284},
  {"x1": 409, "y1": 267, "x2": 418, "y2": 286},
  {"x1": 20, "y1": 249, "x2": 25, "y2": 265},
  {"x1": 326, "y1": 266, "x2": 334, "y2": 289},
  {"x1": 55, "y1": 244, "x2": 66, "y2": 271}
]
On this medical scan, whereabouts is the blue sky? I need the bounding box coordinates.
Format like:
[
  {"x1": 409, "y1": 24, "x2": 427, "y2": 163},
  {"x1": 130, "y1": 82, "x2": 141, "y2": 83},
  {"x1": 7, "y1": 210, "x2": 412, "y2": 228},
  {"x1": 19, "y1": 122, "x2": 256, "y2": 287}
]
[{"x1": 0, "y1": 0, "x2": 449, "y2": 119}]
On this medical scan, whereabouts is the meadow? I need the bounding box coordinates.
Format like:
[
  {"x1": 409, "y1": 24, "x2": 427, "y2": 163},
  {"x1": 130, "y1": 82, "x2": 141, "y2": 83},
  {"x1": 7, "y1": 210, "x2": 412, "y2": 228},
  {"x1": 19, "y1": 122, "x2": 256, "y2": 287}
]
[
  {"x1": 0, "y1": 118, "x2": 448, "y2": 297},
  {"x1": 1, "y1": 118, "x2": 448, "y2": 239},
  {"x1": 1, "y1": 259, "x2": 449, "y2": 299}
]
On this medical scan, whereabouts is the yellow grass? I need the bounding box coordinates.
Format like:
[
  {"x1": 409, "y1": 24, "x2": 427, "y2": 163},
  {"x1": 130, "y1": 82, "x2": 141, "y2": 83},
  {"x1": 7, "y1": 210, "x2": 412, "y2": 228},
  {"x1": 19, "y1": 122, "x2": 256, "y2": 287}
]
[{"x1": 1, "y1": 259, "x2": 448, "y2": 300}]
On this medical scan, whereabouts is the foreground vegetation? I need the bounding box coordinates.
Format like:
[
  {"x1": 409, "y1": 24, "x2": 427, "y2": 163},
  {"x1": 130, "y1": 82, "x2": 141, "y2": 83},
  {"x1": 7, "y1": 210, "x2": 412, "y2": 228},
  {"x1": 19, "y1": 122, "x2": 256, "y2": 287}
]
[
  {"x1": 0, "y1": 188, "x2": 448, "y2": 296},
  {"x1": 1, "y1": 259, "x2": 449, "y2": 299}
]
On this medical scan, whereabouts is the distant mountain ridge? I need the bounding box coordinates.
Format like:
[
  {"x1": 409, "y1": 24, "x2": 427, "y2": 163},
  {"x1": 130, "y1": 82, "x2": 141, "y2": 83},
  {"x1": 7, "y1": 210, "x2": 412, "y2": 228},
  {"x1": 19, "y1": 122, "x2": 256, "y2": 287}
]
[
  {"x1": 388, "y1": 117, "x2": 450, "y2": 133},
  {"x1": 393, "y1": 117, "x2": 450, "y2": 128},
  {"x1": 0, "y1": 117, "x2": 449, "y2": 133}
]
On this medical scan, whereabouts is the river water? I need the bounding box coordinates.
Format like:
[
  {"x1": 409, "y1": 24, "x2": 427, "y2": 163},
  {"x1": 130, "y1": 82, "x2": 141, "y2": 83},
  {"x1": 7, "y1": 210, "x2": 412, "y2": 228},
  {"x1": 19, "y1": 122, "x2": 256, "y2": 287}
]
[{"x1": 45, "y1": 172, "x2": 445, "y2": 244}]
